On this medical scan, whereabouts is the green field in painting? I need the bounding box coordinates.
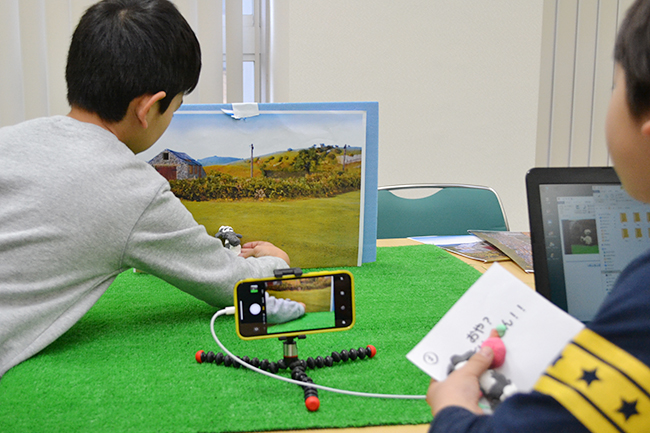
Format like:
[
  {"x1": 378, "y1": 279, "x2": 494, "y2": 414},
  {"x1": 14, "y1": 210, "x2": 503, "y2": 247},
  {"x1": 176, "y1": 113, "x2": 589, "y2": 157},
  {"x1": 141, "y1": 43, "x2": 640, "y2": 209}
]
[{"x1": 181, "y1": 190, "x2": 361, "y2": 268}]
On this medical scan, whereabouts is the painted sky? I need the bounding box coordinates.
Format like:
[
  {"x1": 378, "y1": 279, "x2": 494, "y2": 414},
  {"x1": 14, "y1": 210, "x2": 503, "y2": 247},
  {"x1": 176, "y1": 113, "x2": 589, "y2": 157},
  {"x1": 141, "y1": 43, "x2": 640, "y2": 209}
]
[{"x1": 138, "y1": 108, "x2": 367, "y2": 163}]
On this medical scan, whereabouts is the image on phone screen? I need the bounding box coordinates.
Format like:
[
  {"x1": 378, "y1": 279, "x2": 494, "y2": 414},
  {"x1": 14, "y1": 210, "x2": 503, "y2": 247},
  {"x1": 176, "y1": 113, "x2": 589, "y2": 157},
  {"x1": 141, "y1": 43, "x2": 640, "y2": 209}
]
[{"x1": 235, "y1": 272, "x2": 354, "y2": 339}]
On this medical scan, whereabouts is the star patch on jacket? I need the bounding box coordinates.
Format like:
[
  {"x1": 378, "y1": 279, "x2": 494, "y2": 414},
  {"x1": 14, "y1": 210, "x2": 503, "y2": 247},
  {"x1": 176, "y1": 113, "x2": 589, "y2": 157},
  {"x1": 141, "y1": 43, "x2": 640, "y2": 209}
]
[{"x1": 534, "y1": 328, "x2": 650, "y2": 433}]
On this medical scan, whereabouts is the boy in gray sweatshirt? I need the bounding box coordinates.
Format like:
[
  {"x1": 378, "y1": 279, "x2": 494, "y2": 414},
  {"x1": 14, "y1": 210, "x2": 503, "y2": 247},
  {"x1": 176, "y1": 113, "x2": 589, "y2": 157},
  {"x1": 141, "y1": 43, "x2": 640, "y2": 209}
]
[{"x1": 0, "y1": 0, "x2": 301, "y2": 378}]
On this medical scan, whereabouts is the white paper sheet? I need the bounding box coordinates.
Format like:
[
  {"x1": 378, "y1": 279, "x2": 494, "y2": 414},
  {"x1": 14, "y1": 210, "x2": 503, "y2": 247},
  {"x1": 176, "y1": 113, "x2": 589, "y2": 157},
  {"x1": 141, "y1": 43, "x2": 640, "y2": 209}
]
[
  {"x1": 409, "y1": 235, "x2": 482, "y2": 246},
  {"x1": 407, "y1": 263, "x2": 584, "y2": 391}
]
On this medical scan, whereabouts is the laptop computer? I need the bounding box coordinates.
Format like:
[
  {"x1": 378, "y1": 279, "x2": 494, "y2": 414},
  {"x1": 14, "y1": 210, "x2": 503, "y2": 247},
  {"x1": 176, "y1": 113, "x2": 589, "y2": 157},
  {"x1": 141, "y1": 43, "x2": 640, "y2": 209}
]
[{"x1": 526, "y1": 167, "x2": 650, "y2": 322}]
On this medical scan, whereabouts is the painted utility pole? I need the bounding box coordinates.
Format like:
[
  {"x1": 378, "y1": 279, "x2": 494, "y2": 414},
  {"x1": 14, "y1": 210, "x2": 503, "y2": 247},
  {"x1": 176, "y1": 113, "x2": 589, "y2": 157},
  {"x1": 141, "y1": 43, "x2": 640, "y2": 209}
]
[{"x1": 250, "y1": 144, "x2": 254, "y2": 178}]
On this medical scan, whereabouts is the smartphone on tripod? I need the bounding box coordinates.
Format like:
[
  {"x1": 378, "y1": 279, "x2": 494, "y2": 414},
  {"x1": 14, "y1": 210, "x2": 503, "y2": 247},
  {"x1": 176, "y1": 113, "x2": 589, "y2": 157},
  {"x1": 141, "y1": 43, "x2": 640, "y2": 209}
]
[{"x1": 234, "y1": 270, "x2": 354, "y2": 340}]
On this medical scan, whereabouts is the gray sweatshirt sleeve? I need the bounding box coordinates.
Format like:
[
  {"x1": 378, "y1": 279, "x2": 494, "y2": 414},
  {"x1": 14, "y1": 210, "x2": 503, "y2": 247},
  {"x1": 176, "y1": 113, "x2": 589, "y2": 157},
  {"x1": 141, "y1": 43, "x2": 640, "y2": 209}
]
[
  {"x1": 265, "y1": 293, "x2": 306, "y2": 324},
  {"x1": 122, "y1": 183, "x2": 289, "y2": 307}
]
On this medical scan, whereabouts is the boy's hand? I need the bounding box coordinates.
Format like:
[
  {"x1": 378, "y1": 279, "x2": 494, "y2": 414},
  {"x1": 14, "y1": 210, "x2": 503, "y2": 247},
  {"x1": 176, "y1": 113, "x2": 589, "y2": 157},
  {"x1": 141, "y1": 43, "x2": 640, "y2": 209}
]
[
  {"x1": 239, "y1": 241, "x2": 290, "y2": 265},
  {"x1": 426, "y1": 346, "x2": 494, "y2": 416}
]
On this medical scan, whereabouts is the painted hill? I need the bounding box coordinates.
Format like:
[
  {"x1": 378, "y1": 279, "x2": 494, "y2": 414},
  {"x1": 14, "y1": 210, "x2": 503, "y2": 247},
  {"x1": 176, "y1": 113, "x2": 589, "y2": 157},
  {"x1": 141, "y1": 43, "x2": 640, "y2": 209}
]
[{"x1": 198, "y1": 156, "x2": 242, "y2": 166}]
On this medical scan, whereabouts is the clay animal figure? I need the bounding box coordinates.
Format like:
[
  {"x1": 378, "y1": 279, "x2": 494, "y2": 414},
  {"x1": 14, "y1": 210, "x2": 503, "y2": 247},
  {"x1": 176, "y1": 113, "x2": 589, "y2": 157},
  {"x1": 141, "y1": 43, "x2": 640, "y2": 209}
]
[
  {"x1": 215, "y1": 226, "x2": 243, "y2": 254},
  {"x1": 447, "y1": 332, "x2": 518, "y2": 412}
]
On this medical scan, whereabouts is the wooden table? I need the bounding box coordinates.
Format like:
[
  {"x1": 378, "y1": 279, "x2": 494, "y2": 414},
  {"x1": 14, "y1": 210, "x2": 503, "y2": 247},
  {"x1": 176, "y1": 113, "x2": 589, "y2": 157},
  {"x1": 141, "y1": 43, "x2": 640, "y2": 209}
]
[
  {"x1": 377, "y1": 238, "x2": 535, "y2": 289},
  {"x1": 271, "y1": 238, "x2": 535, "y2": 433}
]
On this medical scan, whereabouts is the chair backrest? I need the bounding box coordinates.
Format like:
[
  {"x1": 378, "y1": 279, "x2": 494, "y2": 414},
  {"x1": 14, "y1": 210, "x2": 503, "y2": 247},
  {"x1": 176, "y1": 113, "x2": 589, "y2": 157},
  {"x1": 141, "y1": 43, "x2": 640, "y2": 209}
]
[{"x1": 377, "y1": 184, "x2": 509, "y2": 239}]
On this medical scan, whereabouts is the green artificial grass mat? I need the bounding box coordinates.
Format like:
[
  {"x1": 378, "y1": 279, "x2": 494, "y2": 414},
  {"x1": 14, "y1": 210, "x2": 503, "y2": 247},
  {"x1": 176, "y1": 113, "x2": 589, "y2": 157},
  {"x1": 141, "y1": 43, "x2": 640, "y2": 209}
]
[{"x1": 0, "y1": 245, "x2": 481, "y2": 433}]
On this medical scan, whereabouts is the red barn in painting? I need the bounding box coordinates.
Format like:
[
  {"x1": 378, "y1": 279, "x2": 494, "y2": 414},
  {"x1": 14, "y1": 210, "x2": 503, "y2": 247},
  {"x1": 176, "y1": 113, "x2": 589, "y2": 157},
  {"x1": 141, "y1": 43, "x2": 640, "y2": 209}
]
[{"x1": 148, "y1": 149, "x2": 206, "y2": 181}]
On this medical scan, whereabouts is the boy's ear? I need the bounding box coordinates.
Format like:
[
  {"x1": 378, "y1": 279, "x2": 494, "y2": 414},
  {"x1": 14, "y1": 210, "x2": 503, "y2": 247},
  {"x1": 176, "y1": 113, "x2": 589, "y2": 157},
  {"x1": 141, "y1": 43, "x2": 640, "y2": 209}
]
[
  {"x1": 135, "y1": 91, "x2": 167, "y2": 129},
  {"x1": 642, "y1": 118, "x2": 650, "y2": 136}
]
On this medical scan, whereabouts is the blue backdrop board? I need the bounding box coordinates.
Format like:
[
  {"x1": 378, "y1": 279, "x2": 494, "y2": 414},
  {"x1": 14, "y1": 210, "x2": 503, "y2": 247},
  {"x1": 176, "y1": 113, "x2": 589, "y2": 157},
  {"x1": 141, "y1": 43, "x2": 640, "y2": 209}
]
[{"x1": 138, "y1": 102, "x2": 378, "y2": 268}]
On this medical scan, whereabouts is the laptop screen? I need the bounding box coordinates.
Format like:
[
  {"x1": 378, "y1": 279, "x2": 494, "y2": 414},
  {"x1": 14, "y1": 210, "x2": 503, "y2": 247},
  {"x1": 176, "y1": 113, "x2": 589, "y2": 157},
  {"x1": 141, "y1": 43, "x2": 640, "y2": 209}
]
[{"x1": 527, "y1": 167, "x2": 650, "y2": 322}]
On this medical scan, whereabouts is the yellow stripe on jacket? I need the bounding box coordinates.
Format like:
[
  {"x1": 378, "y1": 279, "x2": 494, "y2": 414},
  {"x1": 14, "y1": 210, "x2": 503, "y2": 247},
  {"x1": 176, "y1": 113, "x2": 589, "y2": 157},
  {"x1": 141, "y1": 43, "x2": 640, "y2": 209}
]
[{"x1": 534, "y1": 328, "x2": 650, "y2": 433}]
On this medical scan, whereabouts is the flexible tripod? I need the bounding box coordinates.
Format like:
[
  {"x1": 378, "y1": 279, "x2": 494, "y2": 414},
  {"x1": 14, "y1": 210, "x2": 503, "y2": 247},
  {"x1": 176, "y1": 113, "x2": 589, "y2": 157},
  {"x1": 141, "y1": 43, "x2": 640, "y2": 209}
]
[{"x1": 196, "y1": 336, "x2": 376, "y2": 411}]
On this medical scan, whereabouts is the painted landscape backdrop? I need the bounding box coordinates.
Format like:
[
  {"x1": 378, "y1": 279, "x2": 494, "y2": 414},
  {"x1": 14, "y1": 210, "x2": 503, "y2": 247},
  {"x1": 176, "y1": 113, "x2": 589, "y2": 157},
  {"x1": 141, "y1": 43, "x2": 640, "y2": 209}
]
[{"x1": 139, "y1": 107, "x2": 367, "y2": 268}]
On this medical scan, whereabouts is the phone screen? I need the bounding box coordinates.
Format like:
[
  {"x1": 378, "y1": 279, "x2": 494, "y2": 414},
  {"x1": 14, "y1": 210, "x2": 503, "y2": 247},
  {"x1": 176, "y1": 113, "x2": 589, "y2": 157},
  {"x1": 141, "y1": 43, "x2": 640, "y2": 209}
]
[{"x1": 234, "y1": 271, "x2": 354, "y2": 339}]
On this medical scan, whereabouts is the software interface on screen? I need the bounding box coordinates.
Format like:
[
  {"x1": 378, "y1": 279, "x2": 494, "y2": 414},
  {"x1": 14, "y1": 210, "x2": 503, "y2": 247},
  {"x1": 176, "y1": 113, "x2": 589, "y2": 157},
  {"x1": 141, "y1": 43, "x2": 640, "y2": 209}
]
[{"x1": 540, "y1": 184, "x2": 650, "y2": 321}]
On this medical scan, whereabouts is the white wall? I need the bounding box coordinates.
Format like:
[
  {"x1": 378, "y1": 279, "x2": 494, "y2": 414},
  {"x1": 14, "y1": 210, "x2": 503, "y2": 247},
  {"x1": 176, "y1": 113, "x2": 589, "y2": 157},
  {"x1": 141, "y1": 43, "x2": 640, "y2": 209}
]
[
  {"x1": 1, "y1": 0, "x2": 545, "y2": 231},
  {"x1": 272, "y1": 1, "x2": 544, "y2": 231}
]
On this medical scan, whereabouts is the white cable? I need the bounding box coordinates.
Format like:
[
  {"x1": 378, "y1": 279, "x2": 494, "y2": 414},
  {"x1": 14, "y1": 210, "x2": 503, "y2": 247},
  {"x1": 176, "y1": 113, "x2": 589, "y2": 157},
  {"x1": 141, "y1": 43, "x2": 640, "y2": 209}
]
[{"x1": 209, "y1": 308, "x2": 426, "y2": 400}]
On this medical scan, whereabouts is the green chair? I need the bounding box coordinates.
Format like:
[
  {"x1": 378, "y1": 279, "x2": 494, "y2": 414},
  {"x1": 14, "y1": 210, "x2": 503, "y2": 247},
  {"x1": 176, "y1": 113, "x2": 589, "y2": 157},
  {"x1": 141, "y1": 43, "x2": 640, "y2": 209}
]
[{"x1": 377, "y1": 184, "x2": 509, "y2": 239}]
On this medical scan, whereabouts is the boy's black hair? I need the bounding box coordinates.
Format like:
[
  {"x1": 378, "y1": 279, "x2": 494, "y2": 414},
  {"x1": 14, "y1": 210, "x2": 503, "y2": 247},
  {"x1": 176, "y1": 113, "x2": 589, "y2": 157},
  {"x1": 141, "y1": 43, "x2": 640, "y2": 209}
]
[
  {"x1": 615, "y1": 0, "x2": 650, "y2": 119},
  {"x1": 66, "y1": 0, "x2": 201, "y2": 122}
]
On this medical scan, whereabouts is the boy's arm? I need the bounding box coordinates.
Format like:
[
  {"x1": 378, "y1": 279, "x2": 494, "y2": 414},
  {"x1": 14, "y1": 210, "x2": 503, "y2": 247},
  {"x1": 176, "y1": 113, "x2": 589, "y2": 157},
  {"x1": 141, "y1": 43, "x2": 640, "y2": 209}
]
[
  {"x1": 426, "y1": 344, "x2": 590, "y2": 433},
  {"x1": 122, "y1": 183, "x2": 289, "y2": 307}
]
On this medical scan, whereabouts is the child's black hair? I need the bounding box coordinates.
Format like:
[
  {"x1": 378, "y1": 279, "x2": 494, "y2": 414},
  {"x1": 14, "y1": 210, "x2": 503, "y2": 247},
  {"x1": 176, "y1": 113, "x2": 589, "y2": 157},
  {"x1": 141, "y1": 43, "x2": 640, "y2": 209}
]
[
  {"x1": 66, "y1": 0, "x2": 201, "y2": 122},
  {"x1": 615, "y1": 0, "x2": 650, "y2": 119}
]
